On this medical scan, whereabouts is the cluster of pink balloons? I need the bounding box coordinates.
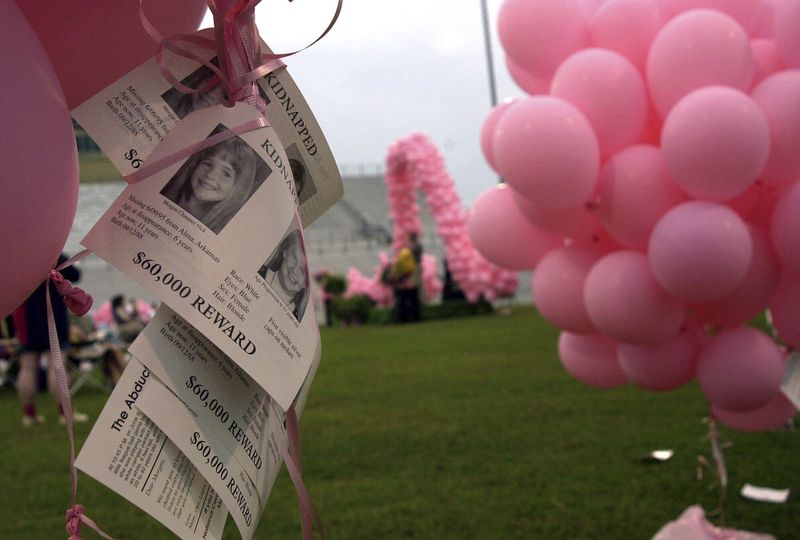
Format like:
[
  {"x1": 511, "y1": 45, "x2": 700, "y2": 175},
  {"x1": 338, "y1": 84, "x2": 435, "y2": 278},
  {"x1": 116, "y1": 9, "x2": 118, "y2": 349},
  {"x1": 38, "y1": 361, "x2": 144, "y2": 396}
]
[
  {"x1": 347, "y1": 133, "x2": 518, "y2": 305},
  {"x1": 470, "y1": 0, "x2": 800, "y2": 432},
  {"x1": 0, "y1": 0, "x2": 206, "y2": 318}
]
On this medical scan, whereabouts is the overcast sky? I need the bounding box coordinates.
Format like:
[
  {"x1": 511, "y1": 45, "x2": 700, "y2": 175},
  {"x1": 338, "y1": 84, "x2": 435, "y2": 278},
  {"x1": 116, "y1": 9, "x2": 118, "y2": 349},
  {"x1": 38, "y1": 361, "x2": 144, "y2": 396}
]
[{"x1": 202, "y1": 0, "x2": 521, "y2": 207}]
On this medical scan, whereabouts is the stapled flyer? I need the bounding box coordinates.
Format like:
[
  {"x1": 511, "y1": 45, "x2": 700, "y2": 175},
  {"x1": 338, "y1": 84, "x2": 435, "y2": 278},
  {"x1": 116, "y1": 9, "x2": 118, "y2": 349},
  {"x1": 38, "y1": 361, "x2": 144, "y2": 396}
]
[
  {"x1": 75, "y1": 360, "x2": 228, "y2": 540},
  {"x1": 82, "y1": 103, "x2": 319, "y2": 410},
  {"x1": 126, "y1": 304, "x2": 320, "y2": 539},
  {"x1": 72, "y1": 31, "x2": 342, "y2": 227}
]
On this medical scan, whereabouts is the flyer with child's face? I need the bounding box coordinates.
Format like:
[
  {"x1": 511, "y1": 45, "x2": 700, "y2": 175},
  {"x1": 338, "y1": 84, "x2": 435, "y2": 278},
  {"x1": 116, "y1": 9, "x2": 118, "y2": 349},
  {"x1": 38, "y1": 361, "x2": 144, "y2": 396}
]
[
  {"x1": 82, "y1": 103, "x2": 319, "y2": 411},
  {"x1": 72, "y1": 31, "x2": 342, "y2": 228}
]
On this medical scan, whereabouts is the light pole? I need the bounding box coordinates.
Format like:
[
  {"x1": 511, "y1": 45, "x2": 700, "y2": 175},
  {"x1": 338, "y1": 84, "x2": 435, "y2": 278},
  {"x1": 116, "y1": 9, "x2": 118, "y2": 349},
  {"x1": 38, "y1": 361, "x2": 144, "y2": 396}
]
[{"x1": 480, "y1": 0, "x2": 499, "y2": 108}]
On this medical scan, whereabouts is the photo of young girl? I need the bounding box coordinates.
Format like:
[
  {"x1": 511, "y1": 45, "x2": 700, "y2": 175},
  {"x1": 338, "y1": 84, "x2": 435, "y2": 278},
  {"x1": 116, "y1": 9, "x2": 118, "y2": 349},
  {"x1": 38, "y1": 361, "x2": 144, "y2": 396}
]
[
  {"x1": 160, "y1": 125, "x2": 270, "y2": 234},
  {"x1": 257, "y1": 218, "x2": 310, "y2": 322},
  {"x1": 161, "y1": 58, "x2": 271, "y2": 119}
]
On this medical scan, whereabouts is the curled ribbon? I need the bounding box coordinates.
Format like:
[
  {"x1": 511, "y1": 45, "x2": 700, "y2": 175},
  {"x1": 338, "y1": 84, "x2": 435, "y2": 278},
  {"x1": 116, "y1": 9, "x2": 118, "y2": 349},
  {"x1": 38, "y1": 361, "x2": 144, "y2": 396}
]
[{"x1": 49, "y1": 270, "x2": 93, "y2": 317}]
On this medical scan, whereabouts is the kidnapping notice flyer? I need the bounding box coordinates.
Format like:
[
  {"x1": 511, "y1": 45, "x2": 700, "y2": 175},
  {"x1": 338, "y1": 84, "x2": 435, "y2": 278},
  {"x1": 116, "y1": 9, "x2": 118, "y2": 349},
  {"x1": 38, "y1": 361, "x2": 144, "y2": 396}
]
[
  {"x1": 82, "y1": 103, "x2": 320, "y2": 410},
  {"x1": 127, "y1": 305, "x2": 321, "y2": 539},
  {"x1": 75, "y1": 361, "x2": 228, "y2": 539},
  {"x1": 72, "y1": 30, "x2": 342, "y2": 227}
]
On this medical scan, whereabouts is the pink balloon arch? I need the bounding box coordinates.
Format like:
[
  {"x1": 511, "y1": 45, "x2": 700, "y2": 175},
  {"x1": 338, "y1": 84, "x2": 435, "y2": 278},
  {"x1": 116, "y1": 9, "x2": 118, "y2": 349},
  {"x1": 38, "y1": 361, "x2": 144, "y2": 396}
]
[{"x1": 345, "y1": 133, "x2": 518, "y2": 305}]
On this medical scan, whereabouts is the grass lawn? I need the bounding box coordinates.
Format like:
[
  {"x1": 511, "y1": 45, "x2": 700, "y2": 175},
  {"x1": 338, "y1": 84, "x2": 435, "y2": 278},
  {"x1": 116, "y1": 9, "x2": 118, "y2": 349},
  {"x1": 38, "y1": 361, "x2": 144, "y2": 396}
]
[
  {"x1": 79, "y1": 152, "x2": 123, "y2": 183},
  {"x1": 0, "y1": 307, "x2": 797, "y2": 539}
]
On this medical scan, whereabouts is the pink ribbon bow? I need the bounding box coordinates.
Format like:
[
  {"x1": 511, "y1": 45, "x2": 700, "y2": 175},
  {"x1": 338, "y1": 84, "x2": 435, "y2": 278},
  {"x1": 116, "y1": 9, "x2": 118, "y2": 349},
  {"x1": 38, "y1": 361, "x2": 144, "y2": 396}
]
[{"x1": 49, "y1": 270, "x2": 93, "y2": 316}]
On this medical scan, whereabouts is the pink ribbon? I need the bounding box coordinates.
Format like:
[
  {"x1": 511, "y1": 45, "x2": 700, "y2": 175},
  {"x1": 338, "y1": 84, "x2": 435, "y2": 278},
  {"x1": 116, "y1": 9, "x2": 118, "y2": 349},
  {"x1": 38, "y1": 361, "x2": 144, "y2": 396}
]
[
  {"x1": 280, "y1": 406, "x2": 325, "y2": 540},
  {"x1": 43, "y1": 250, "x2": 116, "y2": 539}
]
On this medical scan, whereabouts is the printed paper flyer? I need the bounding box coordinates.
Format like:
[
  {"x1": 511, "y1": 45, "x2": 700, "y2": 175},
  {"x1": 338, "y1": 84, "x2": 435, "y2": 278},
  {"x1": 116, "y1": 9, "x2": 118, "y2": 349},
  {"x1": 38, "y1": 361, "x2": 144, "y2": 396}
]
[{"x1": 82, "y1": 103, "x2": 320, "y2": 410}]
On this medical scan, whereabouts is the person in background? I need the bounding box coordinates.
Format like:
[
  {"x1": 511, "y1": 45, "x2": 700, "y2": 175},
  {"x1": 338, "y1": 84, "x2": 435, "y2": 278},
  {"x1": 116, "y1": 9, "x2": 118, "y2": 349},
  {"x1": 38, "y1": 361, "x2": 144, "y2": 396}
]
[{"x1": 12, "y1": 253, "x2": 88, "y2": 427}]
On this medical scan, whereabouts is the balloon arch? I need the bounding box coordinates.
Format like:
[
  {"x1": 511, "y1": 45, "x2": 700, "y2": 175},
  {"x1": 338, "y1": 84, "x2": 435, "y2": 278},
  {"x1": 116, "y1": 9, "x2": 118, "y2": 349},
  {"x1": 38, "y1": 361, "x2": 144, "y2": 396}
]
[{"x1": 345, "y1": 133, "x2": 517, "y2": 306}]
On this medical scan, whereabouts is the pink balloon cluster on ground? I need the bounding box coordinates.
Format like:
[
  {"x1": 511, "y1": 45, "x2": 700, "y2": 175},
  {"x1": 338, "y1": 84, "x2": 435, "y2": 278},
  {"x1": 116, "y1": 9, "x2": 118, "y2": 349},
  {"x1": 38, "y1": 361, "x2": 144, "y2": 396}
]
[
  {"x1": 346, "y1": 133, "x2": 517, "y2": 305},
  {"x1": 472, "y1": 0, "x2": 800, "y2": 432}
]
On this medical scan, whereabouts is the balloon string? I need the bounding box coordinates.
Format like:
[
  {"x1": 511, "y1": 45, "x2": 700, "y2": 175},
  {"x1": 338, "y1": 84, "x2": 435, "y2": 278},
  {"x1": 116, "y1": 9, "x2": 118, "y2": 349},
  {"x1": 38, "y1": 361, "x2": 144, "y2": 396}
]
[
  {"x1": 280, "y1": 406, "x2": 325, "y2": 540},
  {"x1": 44, "y1": 250, "x2": 116, "y2": 539}
]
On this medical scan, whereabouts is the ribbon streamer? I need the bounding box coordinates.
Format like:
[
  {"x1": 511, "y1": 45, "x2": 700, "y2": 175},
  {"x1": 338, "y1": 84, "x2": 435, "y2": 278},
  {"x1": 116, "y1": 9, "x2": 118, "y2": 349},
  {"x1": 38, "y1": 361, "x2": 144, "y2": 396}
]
[
  {"x1": 281, "y1": 406, "x2": 325, "y2": 540},
  {"x1": 44, "y1": 249, "x2": 116, "y2": 539}
]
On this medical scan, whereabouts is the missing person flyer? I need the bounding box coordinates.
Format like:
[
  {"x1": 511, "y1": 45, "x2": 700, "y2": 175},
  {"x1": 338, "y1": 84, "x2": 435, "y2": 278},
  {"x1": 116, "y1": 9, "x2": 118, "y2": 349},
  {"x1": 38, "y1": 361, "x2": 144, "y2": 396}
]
[
  {"x1": 82, "y1": 103, "x2": 319, "y2": 410},
  {"x1": 72, "y1": 30, "x2": 342, "y2": 227},
  {"x1": 75, "y1": 361, "x2": 228, "y2": 539},
  {"x1": 129, "y1": 305, "x2": 320, "y2": 539}
]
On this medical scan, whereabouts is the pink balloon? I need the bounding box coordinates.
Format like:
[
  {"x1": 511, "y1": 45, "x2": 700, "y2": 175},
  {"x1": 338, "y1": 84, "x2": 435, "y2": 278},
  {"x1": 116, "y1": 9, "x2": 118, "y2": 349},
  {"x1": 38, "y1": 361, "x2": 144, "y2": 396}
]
[
  {"x1": 18, "y1": 0, "x2": 207, "y2": 108},
  {"x1": 493, "y1": 96, "x2": 600, "y2": 208},
  {"x1": 497, "y1": 0, "x2": 589, "y2": 79},
  {"x1": 595, "y1": 144, "x2": 686, "y2": 249},
  {"x1": 584, "y1": 250, "x2": 685, "y2": 345},
  {"x1": 551, "y1": 48, "x2": 648, "y2": 157},
  {"x1": 505, "y1": 56, "x2": 550, "y2": 95},
  {"x1": 769, "y1": 271, "x2": 800, "y2": 348},
  {"x1": 771, "y1": 180, "x2": 800, "y2": 273},
  {"x1": 0, "y1": 0, "x2": 78, "y2": 318},
  {"x1": 773, "y1": 0, "x2": 800, "y2": 67},
  {"x1": 581, "y1": 0, "x2": 608, "y2": 14},
  {"x1": 558, "y1": 332, "x2": 627, "y2": 388},
  {"x1": 751, "y1": 39, "x2": 785, "y2": 86},
  {"x1": 751, "y1": 0, "x2": 779, "y2": 38},
  {"x1": 467, "y1": 184, "x2": 562, "y2": 271},
  {"x1": 692, "y1": 226, "x2": 780, "y2": 327},
  {"x1": 532, "y1": 245, "x2": 604, "y2": 333},
  {"x1": 640, "y1": 105, "x2": 664, "y2": 144},
  {"x1": 713, "y1": 393, "x2": 797, "y2": 432},
  {"x1": 512, "y1": 190, "x2": 605, "y2": 243},
  {"x1": 589, "y1": 0, "x2": 664, "y2": 71},
  {"x1": 617, "y1": 328, "x2": 699, "y2": 391},
  {"x1": 728, "y1": 179, "x2": 785, "y2": 229},
  {"x1": 697, "y1": 327, "x2": 785, "y2": 411},
  {"x1": 751, "y1": 70, "x2": 800, "y2": 183},
  {"x1": 647, "y1": 9, "x2": 754, "y2": 118},
  {"x1": 661, "y1": 86, "x2": 769, "y2": 200},
  {"x1": 480, "y1": 99, "x2": 518, "y2": 172},
  {"x1": 648, "y1": 201, "x2": 752, "y2": 302},
  {"x1": 660, "y1": 0, "x2": 762, "y2": 32}
]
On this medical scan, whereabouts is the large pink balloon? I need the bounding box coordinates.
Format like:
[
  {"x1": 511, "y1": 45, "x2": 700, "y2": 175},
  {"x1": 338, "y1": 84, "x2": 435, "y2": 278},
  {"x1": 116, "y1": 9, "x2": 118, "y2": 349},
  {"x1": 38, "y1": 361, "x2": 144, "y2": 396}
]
[
  {"x1": 750, "y1": 39, "x2": 784, "y2": 86},
  {"x1": 18, "y1": 0, "x2": 207, "y2": 108},
  {"x1": 617, "y1": 329, "x2": 699, "y2": 391},
  {"x1": 661, "y1": 86, "x2": 770, "y2": 201},
  {"x1": 589, "y1": 0, "x2": 664, "y2": 71},
  {"x1": 532, "y1": 245, "x2": 603, "y2": 334},
  {"x1": 693, "y1": 227, "x2": 780, "y2": 327},
  {"x1": 751, "y1": 70, "x2": 800, "y2": 183},
  {"x1": 480, "y1": 99, "x2": 518, "y2": 172},
  {"x1": 551, "y1": 48, "x2": 648, "y2": 157},
  {"x1": 512, "y1": 190, "x2": 605, "y2": 244},
  {"x1": 771, "y1": 180, "x2": 800, "y2": 273},
  {"x1": 505, "y1": 56, "x2": 550, "y2": 95},
  {"x1": 697, "y1": 327, "x2": 785, "y2": 411},
  {"x1": 493, "y1": 96, "x2": 600, "y2": 208},
  {"x1": 584, "y1": 250, "x2": 685, "y2": 345},
  {"x1": 647, "y1": 9, "x2": 754, "y2": 118},
  {"x1": 713, "y1": 394, "x2": 797, "y2": 432},
  {"x1": 773, "y1": 0, "x2": 800, "y2": 67},
  {"x1": 497, "y1": 0, "x2": 589, "y2": 79},
  {"x1": 660, "y1": 0, "x2": 762, "y2": 32},
  {"x1": 558, "y1": 332, "x2": 627, "y2": 388},
  {"x1": 595, "y1": 144, "x2": 686, "y2": 249},
  {"x1": 648, "y1": 201, "x2": 752, "y2": 302},
  {"x1": 467, "y1": 184, "x2": 562, "y2": 271},
  {"x1": 0, "y1": 0, "x2": 78, "y2": 318},
  {"x1": 770, "y1": 271, "x2": 800, "y2": 348}
]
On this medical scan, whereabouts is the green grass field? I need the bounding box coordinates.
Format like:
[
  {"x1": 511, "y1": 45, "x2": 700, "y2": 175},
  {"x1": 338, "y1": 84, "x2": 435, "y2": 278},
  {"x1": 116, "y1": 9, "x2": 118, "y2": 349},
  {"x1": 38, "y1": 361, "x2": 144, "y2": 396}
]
[
  {"x1": 79, "y1": 152, "x2": 122, "y2": 183},
  {"x1": 1, "y1": 307, "x2": 797, "y2": 539}
]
